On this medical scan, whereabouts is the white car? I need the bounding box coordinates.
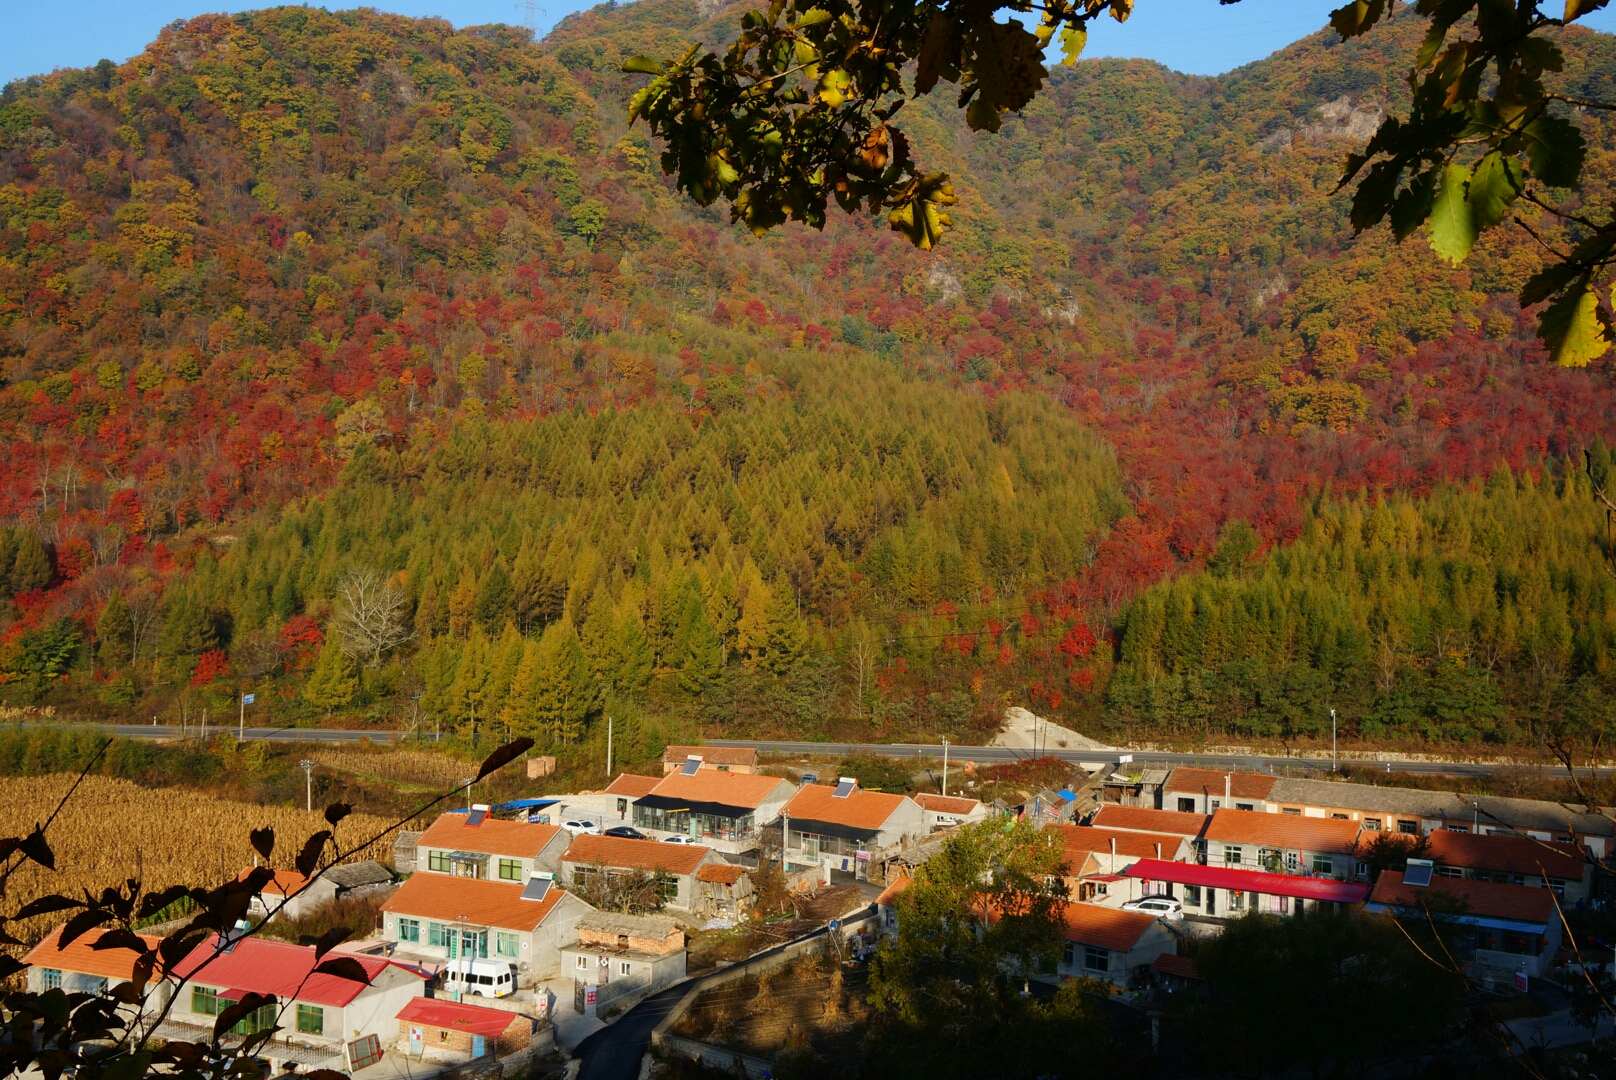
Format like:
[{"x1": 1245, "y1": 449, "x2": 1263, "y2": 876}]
[
  {"x1": 660, "y1": 835, "x2": 700, "y2": 844},
  {"x1": 1121, "y1": 896, "x2": 1184, "y2": 921},
  {"x1": 562, "y1": 819, "x2": 602, "y2": 835}
]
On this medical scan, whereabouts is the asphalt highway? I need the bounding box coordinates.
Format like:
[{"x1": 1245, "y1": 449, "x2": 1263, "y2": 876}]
[{"x1": 15, "y1": 722, "x2": 402, "y2": 743}]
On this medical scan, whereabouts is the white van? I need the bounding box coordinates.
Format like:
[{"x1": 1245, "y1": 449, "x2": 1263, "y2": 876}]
[{"x1": 440, "y1": 959, "x2": 518, "y2": 998}]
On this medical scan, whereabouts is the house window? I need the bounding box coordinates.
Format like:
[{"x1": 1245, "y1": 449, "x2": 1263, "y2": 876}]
[
  {"x1": 1282, "y1": 808, "x2": 1301, "y2": 816},
  {"x1": 192, "y1": 986, "x2": 222, "y2": 1015},
  {"x1": 576, "y1": 956, "x2": 589, "y2": 970},
  {"x1": 1284, "y1": 851, "x2": 1299, "y2": 872},
  {"x1": 398, "y1": 918, "x2": 420, "y2": 943},
  {"x1": 498, "y1": 859, "x2": 523, "y2": 881},
  {"x1": 1436, "y1": 866, "x2": 1464, "y2": 878},
  {"x1": 1210, "y1": 799, "x2": 1222, "y2": 810},
  {"x1": 1183, "y1": 885, "x2": 1201, "y2": 906},
  {"x1": 1223, "y1": 845, "x2": 1243, "y2": 867},
  {"x1": 428, "y1": 851, "x2": 452, "y2": 873},
  {"x1": 1177, "y1": 798, "x2": 1196, "y2": 813},
  {"x1": 1363, "y1": 819, "x2": 1381, "y2": 831},
  {"x1": 620, "y1": 962, "x2": 633, "y2": 975},
  {"x1": 1236, "y1": 803, "x2": 1254, "y2": 811},
  {"x1": 42, "y1": 969, "x2": 62, "y2": 991},
  {"x1": 1331, "y1": 813, "x2": 1349, "y2": 820},
  {"x1": 428, "y1": 922, "x2": 448, "y2": 948},
  {"x1": 232, "y1": 1004, "x2": 277, "y2": 1036},
  {"x1": 1446, "y1": 825, "x2": 1468, "y2": 833},
  {"x1": 1396, "y1": 820, "x2": 1419, "y2": 835},
  {"x1": 495, "y1": 932, "x2": 521, "y2": 959},
  {"x1": 1084, "y1": 946, "x2": 1110, "y2": 973},
  {"x1": 1311, "y1": 856, "x2": 1333, "y2": 876},
  {"x1": 885, "y1": 910, "x2": 897, "y2": 930},
  {"x1": 296, "y1": 1004, "x2": 324, "y2": 1035}
]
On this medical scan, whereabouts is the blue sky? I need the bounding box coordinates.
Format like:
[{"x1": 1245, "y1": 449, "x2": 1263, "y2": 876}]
[{"x1": 3, "y1": 0, "x2": 1615, "y2": 87}]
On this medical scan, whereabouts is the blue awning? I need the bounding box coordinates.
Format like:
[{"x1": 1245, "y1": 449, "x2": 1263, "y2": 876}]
[
  {"x1": 1363, "y1": 902, "x2": 1548, "y2": 934},
  {"x1": 494, "y1": 798, "x2": 562, "y2": 810}
]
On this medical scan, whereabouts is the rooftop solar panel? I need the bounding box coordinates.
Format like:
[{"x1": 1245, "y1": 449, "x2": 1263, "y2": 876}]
[
  {"x1": 1403, "y1": 859, "x2": 1434, "y2": 887},
  {"x1": 521, "y1": 876, "x2": 553, "y2": 902},
  {"x1": 680, "y1": 756, "x2": 703, "y2": 776},
  {"x1": 465, "y1": 807, "x2": 488, "y2": 827},
  {"x1": 833, "y1": 777, "x2": 857, "y2": 799}
]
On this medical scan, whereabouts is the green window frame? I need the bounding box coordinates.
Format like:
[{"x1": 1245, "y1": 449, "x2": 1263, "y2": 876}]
[
  {"x1": 498, "y1": 858, "x2": 523, "y2": 881},
  {"x1": 192, "y1": 986, "x2": 221, "y2": 1015},
  {"x1": 296, "y1": 1004, "x2": 324, "y2": 1035},
  {"x1": 428, "y1": 851, "x2": 452, "y2": 873},
  {"x1": 428, "y1": 922, "x2": 448, "y2": 948},
  {"x1": 42, "y1": 969, "x2": 62, "y2": 991},
  {"x1": 1311, "y1": 855, "x2": 1333, "y2": 875},
  {"x1": 495, "y1": 931, "x2": 520, "y2": 958},
  {"x1": 232, "y1": 1004, "x2": 276, "y2": 1036},
  {"x1": 398, "y1": 917, "x2": 420, "y2": 943}
]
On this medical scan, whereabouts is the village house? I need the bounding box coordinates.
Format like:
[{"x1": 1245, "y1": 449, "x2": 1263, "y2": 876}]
[
  {"x1": 1204, "y1": 808, "x2": 1360, "y2": 878},
  {"x1": 692, "y1": 862, "x2": 754, "y2": 920},
  {"x1": 397, "y1": 997, "x2": 535, "y2": 1062},
  {"x1": 558, "y1": 833, "x2": 722, "y2": 911},
  {"x1": 1161, "y1": 768, "x2": 1278, "y2": 814},
  {"x1": 875, "y1": 875, "x2": 910, "y2": 936},
  {"x1": 23, "y1": 926, "x2": 165, "y2": 1012},
  {"x1": 1089, "y1": 805, "x2": 1211, "y2": 844},
  {"x1": 1101, "y1": 767, "x2": 1170, "y2": 809},
  {"x1": 661, "y1": 746, "x2": 760, "y2": 774},
  {"x1": 165, "y1": 933, "x2": 426, "y2": 1075},
  {"x1": 632, "y1": 769, "x2": 797, "y2": 854},
  {"x1": 1055, "y1": 903, "x2": 1178, "y2": 987},
  {"x1": 1265, "y1": 775, "x2": 1616, "y2": 857},
  {"x1": 601, "y1": 773, "x2": 663, "y2": 827},
  {"x1": 1368, "y1": 829, "x2": 1594, "y2": 903},
  {"x1": 381, "y1": 871, "x2": 594, "y2": 984},
  {"x1": 241, "y1": 861, "x2": 394, "y2": 923},
  {"x1": 912, "y1": 792, "x2": 987, "y2": 831},
  {"x1": 414, "y1": 810, "x2": 572, "y2": 882},
  {"x1": 1053, "y1": 824, "x2": 1195, "y2": 874},
  {"x1": 780, "y1": 778, "x2": 927, "y2": 875},
  {"x1": 1121, "y1": 857, "x2": 1371, "y2": 918},
  {"x1": 559, "y1": 912, "x2": 688, "y2": 1016},
  {"x1": 1366, "y1": 869, "x2": 1562, "y2": 977}
]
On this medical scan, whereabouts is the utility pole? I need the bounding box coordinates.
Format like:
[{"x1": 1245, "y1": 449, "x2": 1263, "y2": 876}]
[
  {"x1": 461, "y1": 777, "x2": 476, "y2": 812},
  {"x1": 239, "y1": 690, "x2": 254, "y2": 740},
  {"x1": 606, "y1": 716, "x2": 613, "y2": 779},
  {"x1": 1331, "y1": 708, "x2": 1337, "y2": 772},
  {"x1": 942, "y1": 738, "x2": 949, "y2": 798},
  {"x1": 299, "y1": 759, "x2": 315, "y2": 813}
]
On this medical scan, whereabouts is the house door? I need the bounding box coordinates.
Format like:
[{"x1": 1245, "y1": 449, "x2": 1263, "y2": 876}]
[
  {"x1": 1206, "y1": 890, "x2": 1216, "y2": 916},
  {"x1": 472, "y1": 1035, "x2": 486, "y2": 1058},
  {"x1": 408, "y1": 1026, "x2": 423, "y2": 1058}
]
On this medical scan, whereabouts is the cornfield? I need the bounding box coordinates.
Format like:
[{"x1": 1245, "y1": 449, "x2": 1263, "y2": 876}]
[
  {"x1": 312, "y1": 748, "x2": 473, "y2": 789},
  {"x1": 0, "y1": 775, "x2": 398, "y2": 947}
]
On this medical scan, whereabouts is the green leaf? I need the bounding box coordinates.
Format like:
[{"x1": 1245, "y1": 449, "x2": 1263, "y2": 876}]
[
  {"x1": 1466, "y1": 151, "x2": 1524, "y2": 230},
  {"x1": 620, "y1": 56, "x2": 666, "y2": 76},
  {"x1": 1426, "y1": 162, "x2": 1476, "y2": 265},
  {"x1": 1523, "y1": 114, "x2": 1586, "y2": 189},
  {"x1": 1329, "y1": 0, "x2": 1386, "y2": 39},
  {"x1": 1059, "y1": 25, "x2": 1088, "y2": 65},
  {"x1": 794, "y1": 8, "x2": 832, "y2": 27},
  {"x1": 1540, "y1": 285, "x2": 1610, "y2": 368}
]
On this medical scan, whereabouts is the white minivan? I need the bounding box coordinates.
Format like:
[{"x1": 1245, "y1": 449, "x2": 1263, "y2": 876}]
[{"x1": 440, "y1": 959, "x2": 518, "y2": 998}]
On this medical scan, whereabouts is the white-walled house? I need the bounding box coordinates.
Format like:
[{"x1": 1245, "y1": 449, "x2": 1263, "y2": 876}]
[
  {"x1": 1055, "y1": 904, "x2": 1177, "y2": 988},
  {"x1": 780, "y1": 779, "x2": 927, "y2": 875},
  {"x1": 23, "y1": 926, "x2": 167, "y2": 1014},
  {"x1": 414, "y1": 811, "x2": 572, "y2": 881}
]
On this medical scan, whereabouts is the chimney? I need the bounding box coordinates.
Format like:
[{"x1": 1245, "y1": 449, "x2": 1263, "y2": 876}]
[
  {"x1": 1155, "y1": 842, "x2": 1162, "y2": 859},
  {"x1": 1110, "y1": 836, "x2": 1116, "y2": 867},
  {"x1": 1224, "y1": 774, "x2": 1231, "y2": 802}
]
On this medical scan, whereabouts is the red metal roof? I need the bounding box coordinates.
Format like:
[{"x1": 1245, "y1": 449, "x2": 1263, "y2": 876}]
[
  {"x1": 1122, "y1": 859, "x2": 1371, "y2": 903},
  {"x1": 169, "y1": 934, "x2": 420, "y2": 1007},
  {"x1": 397, "y1": 997, "x2": 523, "y2": 1037}
]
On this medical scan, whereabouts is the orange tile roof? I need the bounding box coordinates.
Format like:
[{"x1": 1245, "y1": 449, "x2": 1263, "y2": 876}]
[
  {"x1": 913, "y1": 793, "x2": 982, "y2": 815},
  {"x1": 23, "y1": 925, "x2": 162, "y2": 982},
  {"x1": 1425, "y1": 829, "x2": 1587, "y2": 880},
  {"x1": 235, "y1": 868, "x2": 312, "y2": 897},
  {"x1": 1054, "y1": 825, "x2": 1189, "y2": 861},
  {"x1": 875, "y1": 875, "x2": 911, "y2": 906},
  {"x1": 662, "y1": 745, "x2": 759, "y2": 766},
  {"x1": 1091, "y1": 805, "x2": 1211, "y2": 838},
  {"x1": 1165, "y1": 768, "x2": 1278, "y2": 801},
  {"x1": 648, "y1": 770, "x2": 794, "y2": 810},
  {"x1": 781, "y1": 783, "x2": 911, "y2": 830},
  {"x1": 382, "y1": 872, "x2": 571, "y2": 930},
  {"x1": 560, "y1": 834, "x2": 711, "y2": 876},
  {"x1": 1151, "y1": 953, "x2": 1200, "y2": 980},
  {"x1": 694, "y1": 863, "x2": 749, "y2": 885},
  {"x1": 1369, "y1": 870, "x2": 1556, "y2": 925},
  {"x1": 416, "y1": 812, "x2": 564, "y2": 859},
  {"x1": 1061, "y1": 903, "x2": 1159, "y2": 951},
  {"x1": 604, "y1": 773, "x2": 663, "y2": 797},
  {"x1": 1204, "y1": 809, "x2": 1361, "y2": 854}
]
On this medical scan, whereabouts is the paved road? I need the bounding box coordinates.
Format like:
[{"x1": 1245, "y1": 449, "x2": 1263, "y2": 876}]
[
  {"x1": 702, "y1": 739, "x2": 1611, "y2": 779},
  {"x1": 14, "y1": 722, "x2": 402, "y2": 743}
]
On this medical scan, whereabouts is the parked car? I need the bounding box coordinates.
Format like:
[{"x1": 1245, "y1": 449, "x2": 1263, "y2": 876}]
[
  {"x1": 1121, "y1": 896, "x2": 1183, "y2": 921},
  {"x1": 603, "y1": 826, "x2": 646, "y2": 839},
  {"x1": 440, "y1": 959, "x2": 517, "y2": 998},
  {"x1": 562, "y1": 819, "x2": 602, "y2": 835},
  {"x1": 660, "y1": 835, "x2": 701, "y2": 845}
]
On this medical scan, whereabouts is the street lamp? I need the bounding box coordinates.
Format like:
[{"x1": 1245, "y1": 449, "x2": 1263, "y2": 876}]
[
  {"x1": 300, "y1": 759, "x2": 316, "y2": 813},
  {"x1": 461, "y1": 777, "x2": 476, "y2": 812},
  {"x1": 454, "y1": 915, "x2": 469, "y2": 1003},
  {"x1": 1330, "y1": 709, "x2": 1337, "y2": 772}
]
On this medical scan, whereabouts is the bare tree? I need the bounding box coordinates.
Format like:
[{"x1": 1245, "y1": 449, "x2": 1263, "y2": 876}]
[{"x1": 332, "y1": 567, "x2": 414, "y2": 667}]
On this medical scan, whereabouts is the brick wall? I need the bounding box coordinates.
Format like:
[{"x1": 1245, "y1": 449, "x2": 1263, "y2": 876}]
[
  {"x1": 576, "y1": 926, "x2": 684, "y2": 954},
  {"x1": 399, "y1": 1017, "x2": 531, "y2": 1057}
]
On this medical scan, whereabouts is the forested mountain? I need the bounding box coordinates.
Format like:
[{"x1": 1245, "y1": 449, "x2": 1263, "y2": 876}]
[{"x1": 1, "y1": 4, "x2": 1614, "y2": 747}]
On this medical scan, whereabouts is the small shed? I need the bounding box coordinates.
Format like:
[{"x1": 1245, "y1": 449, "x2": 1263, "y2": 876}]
[
  {"x1": 693, "y1": 862, "x2": 754, "y2": 919},
  {"x1": 396, "y1": 997, "x2": 532, "y2": 1061}
]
